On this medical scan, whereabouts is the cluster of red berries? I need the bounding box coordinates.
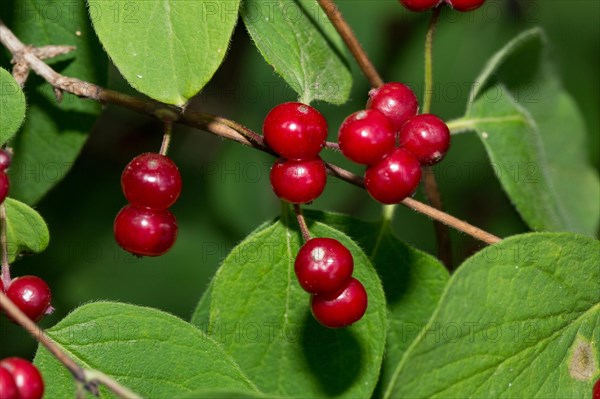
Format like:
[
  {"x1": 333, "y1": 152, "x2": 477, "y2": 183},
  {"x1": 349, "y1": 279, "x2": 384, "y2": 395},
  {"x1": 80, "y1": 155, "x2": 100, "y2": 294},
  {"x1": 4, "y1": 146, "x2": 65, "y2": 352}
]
[
  {"x1": 295, "y1": 238, "x2": 368, "y2": 328},
  {"x1": 114, "y1": 153, "x2": 182, "y2": 257},
  {"x1": 400, "y1": 0, "x2": 485, "y2": 12},
  {"x1": 263, "y1": 107, "x2": 367, "y2": 328},
  {"x1": 0, "y1": 149, "x2": 11, "y2": 204},
  {"x1": 264, "y1": 102, "x2": 328, "y2": 204},
  {"x1": 339, "y1": 82, "x2": 450, "y2": 204},
  {"x1": 0, "y1": 358, "x2": 44, "y2": 399}
]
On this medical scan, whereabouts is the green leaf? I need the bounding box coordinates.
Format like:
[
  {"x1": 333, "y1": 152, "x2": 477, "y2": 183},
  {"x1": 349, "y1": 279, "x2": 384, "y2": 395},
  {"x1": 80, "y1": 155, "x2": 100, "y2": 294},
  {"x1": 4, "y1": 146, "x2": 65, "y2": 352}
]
[
  {"x1": 3, "y1": 198, "x2": 49, "y2": 263},
  {"x1": 175, "y1": 389, "x2": 276, "y2": 399},
  {"x1": 1, "y1": 0, "x2": 108, "y2": 204},
  {"x1": 241, "y1": 0, "x2": 352, "y2": 104},
  {"x1": 304, "y1": 210, "x2": 449, "y2": 395},
  {"x1": 0, "y1": 68, "x2": 26, "y2": 144},
  {"x1": 385, "y1": 233, "x2": 600, "y2": 399},
  {"x1": 87, "y1": 0, "x2": 240, "y2": 106},
  {"x1": 190, "y1": 220, "x2": 274, "y2": 329},
  {"x1": 208, "y1": 210, "x2": 387, "y2": 398},
  {"x1": 464, "y1": 28, "x2": 600, "y2": 235},
  {"x1": 34, "y1": 302, "x2": 259, "y2": 399}
]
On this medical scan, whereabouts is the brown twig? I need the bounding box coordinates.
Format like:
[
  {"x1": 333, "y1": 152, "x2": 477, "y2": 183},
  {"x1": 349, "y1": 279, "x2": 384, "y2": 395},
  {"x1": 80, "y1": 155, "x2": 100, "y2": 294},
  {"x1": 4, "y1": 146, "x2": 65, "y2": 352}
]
[
  {"x1": 0, "y1": 291, "x2": 142, "y2": 398},
  {"x1": 0, "y1": 18, "x2": 500, "y2": 246},
  {"x1": 315, "y1": 0, "x2": 384, "y2": 88},
  {"x1": 0, "y1": 204, "x2": 12, "y2": 288},
  {"x1": 293, "y1": 204, "x2": 312, "y2": 242}
]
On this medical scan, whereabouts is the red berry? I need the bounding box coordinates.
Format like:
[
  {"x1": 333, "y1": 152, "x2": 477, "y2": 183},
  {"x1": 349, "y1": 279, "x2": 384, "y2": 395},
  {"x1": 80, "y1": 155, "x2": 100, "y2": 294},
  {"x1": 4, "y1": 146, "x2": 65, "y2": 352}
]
[
  {"x1": 338, "y1": 110, "x2": 396, "y2": 165},
  {"x1": 311, "y1": 278, "x2": 368, "y2": 328},
  {"x1": 121, "y1": 153, "x2": 182, "y2": 211},
  {"x1": 0, "y1": 358, "x2": 44, "y2": 399},
  {"x1": 295, "y1": 238, "x2": 353, "y2": 295},
  {"x1": 367, "y1": 83, "x2": 419, "y2": 130},
  {"x1": 594, "y1": 378, "x2": 600, "y2": 399},
  {"x1": 270, "y1": 158, "x2": 327, "y2": 204},
  {"x1": 365, "y1": 148, "x2": 422, "y2": 204},
  {"x1": 0, "y1": 367, "x2": 19, "y2": 399},
  {"x1": 0, "y1": 150, "x2": 12, "y2": 171},
  {"x1": 0, "y1": 172, "x2": 9, "y2": 204},
  {"x1": 399, "y1": 0, "x2": 442, "y2": 11},
  {"x1": 445, "y1": 0, "x2": 485, "y2": 12},
  {"x1": 6, "y1": 276, "x2": 52, "y2": 323},
  {"x1": 399, "y1": 114, "x2": 450, "y2": 166},
  {"x1": 263, "y1": 102, "x2": 328, "y2": 160},
  {"x1": 114, "y1": 205, "x2": 178, "y2": 257}
]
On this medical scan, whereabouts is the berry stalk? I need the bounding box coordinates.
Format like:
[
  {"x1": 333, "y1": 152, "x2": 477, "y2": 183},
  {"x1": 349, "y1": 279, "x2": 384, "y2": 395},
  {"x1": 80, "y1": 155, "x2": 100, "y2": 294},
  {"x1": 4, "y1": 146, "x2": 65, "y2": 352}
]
[
  {"x1": 0, "y1": 204, "x2": 11, "y2": 289},
  {"x1": 293, "y1": 204, "x2": 312, "y2": 242}
]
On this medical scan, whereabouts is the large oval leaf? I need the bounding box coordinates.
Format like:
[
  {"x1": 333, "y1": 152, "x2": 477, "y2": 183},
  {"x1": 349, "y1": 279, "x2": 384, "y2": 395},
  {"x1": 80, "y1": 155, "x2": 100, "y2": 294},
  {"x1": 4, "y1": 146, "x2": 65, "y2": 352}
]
[
  {"x1": 385, "y1": 233, "x2": 600, "y2": 398},
  {"x1": 34, "y1": 302, "x2": 259, "y2": 398},
  {"x1": 4, "y1": 198, "x2": 49, "y2": 263},
  {"x1": 241, "y1": 0, "x2": 352, "y2": 104},
  {"x1": 208, "y1": 211, "x2": 387, "y2": 398},
  {"x1": 88, "y1": 0, "x2": 240, "y2": 106},
  {"x1": 0, "y1": 68, "x2": 26, "y2": 144},
  {"x1": 462, "y1": 28, "x2": 600, "y2": 235},
  {"x1": 1, "y1": 0, "x2": 108, "y2": 204}
]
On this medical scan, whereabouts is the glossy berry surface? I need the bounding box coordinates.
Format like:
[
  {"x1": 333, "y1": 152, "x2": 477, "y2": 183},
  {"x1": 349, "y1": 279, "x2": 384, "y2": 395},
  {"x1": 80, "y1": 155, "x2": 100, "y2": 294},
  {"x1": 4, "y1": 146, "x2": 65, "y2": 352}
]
[
  {"x1": 593, "y1": 378, "x2": 600, "y2": 399},
  {"x1": 367, "y1": 82, "x2": 419, "y2": 130},
  {"x1": 0, "y1": 149, "x2": 12, "y2": 171},
  {"x1": 338, "y1": 109, "x2": 396, "y2": 165},
  {"x1": 270, "y1": 158, "x2": 327, "y2": 204},
  {"x1": 121, "y1": 153, "x2": 182, "y2": 210},
  {"x1": 311, "y1": 278, "x2": 368, "y2": 328},
  {"x1": 446, "y1": 0, "x2": 485, "y2": 12},
  {"x1": 6, "y1": 276, "x2": 52, "y2": 323},
  {"x1": 295, "y1": 238, "x2": 354, "y2": 295},
  {"x1": 399, "y1": 114, "x2": 450, "y2": 165},
  {"x1": 263, "y1": 102, "x2": 328, "y2": 160},
  {"x1": 0, "y1": 358, "x2": 44, "y2": 399},
  {"x1": 399, "y1": 0, "x2": 441, "y2": 11},
  {"x1": 365, "y1": 148, "x2": 422, "y2": 204},
  {"x1": 114, "y1": 205, "x2": 178, "y2": 257},
  {"x1": 0, "y1": 367, "x2": 19, "y2": 399},
  {"x1": 0, "y1": 172, "x2": 9, "y2": 204}
]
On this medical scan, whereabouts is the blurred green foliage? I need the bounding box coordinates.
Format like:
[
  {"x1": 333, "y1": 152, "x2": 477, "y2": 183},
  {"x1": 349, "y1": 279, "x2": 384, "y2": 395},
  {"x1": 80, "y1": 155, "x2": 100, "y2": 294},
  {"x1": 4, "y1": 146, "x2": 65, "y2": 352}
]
[{"x1": 1, "y1": 0, "x2": 598, "y2": 359}]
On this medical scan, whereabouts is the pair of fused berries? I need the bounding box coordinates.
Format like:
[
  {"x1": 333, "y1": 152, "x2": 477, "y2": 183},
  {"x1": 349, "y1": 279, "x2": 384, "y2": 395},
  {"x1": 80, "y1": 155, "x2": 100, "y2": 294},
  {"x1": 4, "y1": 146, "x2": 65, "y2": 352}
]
[
  {"x1": 0, "y1": 358, "x2": 44, "y2": 399},
  {"x1": 0, "y1": 149, "x2": 12, "y2": 204},
  {"x1": 400, "y1": 0, "x2": 485, "y2": 12},
  {"x1": 114, "y1": 153, "x2": 182, "y2": 257},
  {"x1": 295, "y1": 238, "x2": 367, "y2": 328},
  {"x1": 1, "y1": 276, "x2": 52, "y2": 323},
  {"x1": 338, "y1": 82, "x2": 450, "y2": 204},
  {"x1": 264, "y1": 102, "x2": 328, "y2": 204}
]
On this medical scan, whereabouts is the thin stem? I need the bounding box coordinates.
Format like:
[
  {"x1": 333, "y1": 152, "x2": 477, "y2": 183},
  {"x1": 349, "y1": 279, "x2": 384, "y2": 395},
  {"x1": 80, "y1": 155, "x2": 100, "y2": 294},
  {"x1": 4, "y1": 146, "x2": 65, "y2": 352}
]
[
  {"x1": 423, "y1": 167, "x2": 453, "y2": 268},
  {"x1": 423, "y1": 6, "x2": 441, "y2": 114},
  {"x1": 421, "y1": 6, "x2": 452, "y2": 269},
  {"x1": 85, "y1": 371, "x2": 142, "y2": 399},
  {"x1": 159, "y1": 121, "x2": 173, "y2": 156},
  {"x1": 324, "y1": 141, "x2": 340, "y2": 152},
  {"x1": 0, "y1": 291, "x2": 143, "y2": 398},
  {"x1": 0, "y1": 18, "x2": 501, "y2": 246},
  {"x1": 315, "y1": 0, "x2": 384, "y2": 88},
  {"x1": 293, "y1": 204, "x2": 312, "y2": 242},
  {"x1": 0, "y1": 204, "x2": 11, "y2": 288}
]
